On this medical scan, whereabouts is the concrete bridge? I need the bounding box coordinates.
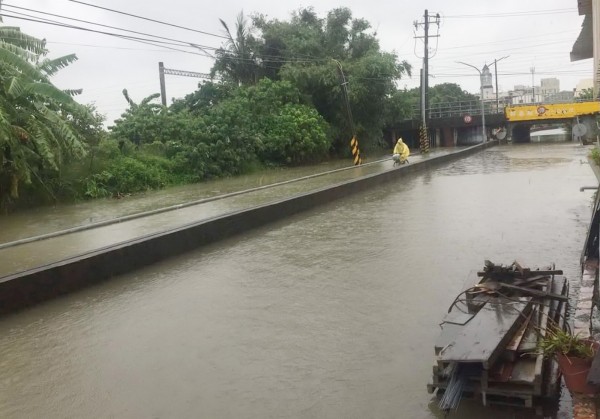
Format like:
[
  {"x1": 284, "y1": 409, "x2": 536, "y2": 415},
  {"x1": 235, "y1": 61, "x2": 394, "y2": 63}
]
[{"x1": 391, "y1": 100, "x2": 600, "y2": 148}]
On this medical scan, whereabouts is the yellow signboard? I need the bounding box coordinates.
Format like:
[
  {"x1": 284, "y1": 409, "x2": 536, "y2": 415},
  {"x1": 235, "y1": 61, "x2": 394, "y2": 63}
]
[{"x1": 505, "y1": 102, "x2": 600, "y2": 121}]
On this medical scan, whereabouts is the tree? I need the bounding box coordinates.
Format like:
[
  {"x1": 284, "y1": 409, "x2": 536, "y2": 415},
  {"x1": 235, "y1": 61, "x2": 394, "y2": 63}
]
[
  {"x1": 428, "y1": 83, "x2": 478, "y2": 105},
  {"x1": 254, "y1": 7, "x2": 412, "y2": 152},
  {"x1": 170, "y1": 81, "x2": 234, "y2": 113},
  {"x1": 578, "y1": 87, "x2": 595, "y2": 101},
  {"x1": 211, "y1": 11, "x2": 261, "y2": 85},
  {"x1": 0, "y1": 26, "x2": 87, "y2": 207}
]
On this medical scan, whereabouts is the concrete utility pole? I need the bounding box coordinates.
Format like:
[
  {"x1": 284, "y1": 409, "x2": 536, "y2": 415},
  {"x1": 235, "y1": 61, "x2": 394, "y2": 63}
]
[
  {"x1": 159, "y1": 62, "x2": 167, "y2": 106},
  {"x1": 414, "y1": 10, "x2": 440, "y2": 153},
  {"x1": 414, "y1": 10, "x2": 440, "y2": 123},
  {"x1": 158, "y1": 62, "x2": 214, "y2": 106},
  {"x1": 333, "y1": 59, "x2": 362, "y2": 165}
]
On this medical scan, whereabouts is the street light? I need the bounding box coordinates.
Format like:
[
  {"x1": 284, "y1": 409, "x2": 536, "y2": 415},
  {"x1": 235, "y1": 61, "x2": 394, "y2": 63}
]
[
  {"x1": 530, "y1": 67, "x2": 535, "y2": 104},
  {"x1": 492, "y1": 55, "x2": 509, "y2": 110},
  {"x1": 457, "y1": 61, "x2": 486, "y2": 142}
]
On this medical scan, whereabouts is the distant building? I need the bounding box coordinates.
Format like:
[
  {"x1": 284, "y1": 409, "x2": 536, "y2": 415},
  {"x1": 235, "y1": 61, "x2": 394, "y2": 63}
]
[
  {"x1": 545, "y1": 91, "x2": 575, "y2": 102},
  {"x1": 481, "y1": 65, "x2": 494, "y2": 100},
  {"x1": 574, "y1": 78, "x2": 594, "y2": 97},
  {"x1": 540, "y1": 78, "x2": 560, "y2": 97}
]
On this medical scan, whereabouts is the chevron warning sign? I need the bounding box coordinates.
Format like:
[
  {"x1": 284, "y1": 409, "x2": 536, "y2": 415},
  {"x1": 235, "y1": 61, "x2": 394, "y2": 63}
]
[{"x1": 350, "y1": 136, "x2": 362, "y2": 165}]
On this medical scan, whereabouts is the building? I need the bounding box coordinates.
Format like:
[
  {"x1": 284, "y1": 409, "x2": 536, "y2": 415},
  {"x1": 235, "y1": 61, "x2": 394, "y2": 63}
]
[
  {"x1": 540, "y1": 78, "x2": 560, "y2": 97},
  {"x1": 570, "y1": 0, "x2": 600, "y2": 98},
  {"x1": 481, "y1": 65, "x2": 494, "y2": 100}
]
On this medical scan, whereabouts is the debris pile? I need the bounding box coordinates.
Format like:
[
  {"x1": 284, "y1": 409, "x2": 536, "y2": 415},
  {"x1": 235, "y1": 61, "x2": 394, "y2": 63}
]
[{"x1": 427, "y1": 260, "x2": 568, "y2": 413}]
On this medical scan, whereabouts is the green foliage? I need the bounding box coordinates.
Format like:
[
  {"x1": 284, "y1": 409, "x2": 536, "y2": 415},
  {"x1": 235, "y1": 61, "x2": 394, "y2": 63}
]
[
  {"x1": 258, "y1": 103, "x2": 330, "y2": 164},
  {"x1": 0, "y1": 25, "x2": 90, "y2": 210},
  {"x1": 428, "y1": 83, "x2": 478, "y2": 105},
  {"x1": 579, "y1": 87, "x2": 595, "y2": 101},
  {"x1": 252, "y1": 7, "x2": 411, "y2": 152},
  {"x1": 170, "y1": 82, "x2": 234, "y2": 113},
  {"x1": 212, "y1": 11, "x2": 262, "y2": 85},
  {"x1": 590, "y1": 147, "x2": 600, "y2": 167},
  {"x1": 539, "y1": 322, "x2": 596, "y2": 359},
  {"x1": 82, "y1": 154, "x2": 174, "y2": 198}
]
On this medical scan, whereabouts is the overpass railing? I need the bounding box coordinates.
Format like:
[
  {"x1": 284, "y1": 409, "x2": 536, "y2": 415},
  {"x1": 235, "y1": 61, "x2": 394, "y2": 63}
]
[
  {"x1": 412, "y1": 100, "x2": 504, "y2": 120},
  {"x1": 411, "y1": 97, "x2": 596, "y2": 120}
]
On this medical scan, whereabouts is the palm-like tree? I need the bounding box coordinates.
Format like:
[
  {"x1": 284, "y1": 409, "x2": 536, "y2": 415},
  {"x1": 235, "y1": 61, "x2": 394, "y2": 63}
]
[
  {"x1": 0, "y1": 25, "x2": 87, "y2": 205},
  {"x1": 211, "y1": 11, "x2": 261, "y2": 86}
]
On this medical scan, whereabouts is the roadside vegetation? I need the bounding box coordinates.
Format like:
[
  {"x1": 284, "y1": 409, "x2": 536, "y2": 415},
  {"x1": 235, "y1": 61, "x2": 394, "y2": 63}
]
[{"x1": 0, "y1": 7, "x2": 478, "y2": 212}]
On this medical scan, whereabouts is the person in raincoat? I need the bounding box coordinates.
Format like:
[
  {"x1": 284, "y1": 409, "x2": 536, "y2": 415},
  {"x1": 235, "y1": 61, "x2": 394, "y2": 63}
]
[{"x1": 392, "y1": 137, "x2": 410, "y2": 165}]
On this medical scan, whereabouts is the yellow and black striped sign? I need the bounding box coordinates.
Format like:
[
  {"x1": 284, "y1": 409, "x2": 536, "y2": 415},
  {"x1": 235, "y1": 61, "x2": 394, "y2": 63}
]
[
  {"x1": 350, "y1": 136, "x2": 362, "y2": 165},
  {"x1": 419, "y1": 125, "x2": 430, "y2": 154}
]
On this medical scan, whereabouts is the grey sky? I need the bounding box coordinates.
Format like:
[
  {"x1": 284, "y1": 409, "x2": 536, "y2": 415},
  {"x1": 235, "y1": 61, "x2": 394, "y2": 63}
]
[{"x1": 5, "y1": 0, "x2": 589, "y2": 125}]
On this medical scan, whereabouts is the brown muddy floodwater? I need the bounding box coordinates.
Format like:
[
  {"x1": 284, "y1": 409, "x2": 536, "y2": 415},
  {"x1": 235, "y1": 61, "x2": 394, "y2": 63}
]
[{"x1": 0, "y1": 143, "x2": 596, "y2": 418}]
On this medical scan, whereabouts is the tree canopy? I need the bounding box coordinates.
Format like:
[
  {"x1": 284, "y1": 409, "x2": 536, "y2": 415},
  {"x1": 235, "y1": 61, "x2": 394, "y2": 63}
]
[{"x1": 210, "y1": 7, "x2": 413, "y2": 152}]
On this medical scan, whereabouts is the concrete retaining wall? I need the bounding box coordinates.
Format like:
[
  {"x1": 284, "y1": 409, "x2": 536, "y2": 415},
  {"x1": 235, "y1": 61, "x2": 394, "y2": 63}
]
[{"x1": 0, "y1": 141, "x2": 495, "y2": 315}]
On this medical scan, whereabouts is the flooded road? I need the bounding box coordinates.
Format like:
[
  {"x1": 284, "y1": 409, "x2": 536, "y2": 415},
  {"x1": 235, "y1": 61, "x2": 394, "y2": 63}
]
[{"x1": 0, "y1": 143, "x2": 596, "y2": 418}]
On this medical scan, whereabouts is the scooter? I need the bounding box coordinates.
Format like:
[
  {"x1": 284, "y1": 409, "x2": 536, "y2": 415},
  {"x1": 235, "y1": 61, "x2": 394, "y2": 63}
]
[{"x1": 392, "y1": 154, "x2": 409, "y2": 167}]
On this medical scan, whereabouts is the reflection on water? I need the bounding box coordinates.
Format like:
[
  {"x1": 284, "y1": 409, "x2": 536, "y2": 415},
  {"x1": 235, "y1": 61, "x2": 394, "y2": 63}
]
[{"x1": 0, "y1": 142, "x2": 595, "y2": 418}]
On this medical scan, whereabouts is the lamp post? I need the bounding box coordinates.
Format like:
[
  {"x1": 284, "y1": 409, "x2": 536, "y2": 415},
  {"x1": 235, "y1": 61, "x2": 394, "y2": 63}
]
[
  {"x1": 530, "y1": 67, "x2": 535, "y2": 104},
  {"x1": 457, "y1": 61, "x2": 486, "y2": 142},
  {"x1": 492, "y1": 55, "x2": 509, "y2": 110}
]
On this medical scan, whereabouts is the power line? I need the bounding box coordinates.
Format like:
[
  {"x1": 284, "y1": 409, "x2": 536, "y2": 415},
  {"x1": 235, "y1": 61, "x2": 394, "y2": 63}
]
[
  {"x1": 66, "y1": 0, "x2": 228, "y2": 40},
  {"x1": 444, "y1": 8, "x2": 576, "y2": 19},
  {"x1": 2, "y1": 6, "x2": 221, "y2": 52},
  {"x1": 1, "y1": 9, "x2": 325, "y2": 66}
]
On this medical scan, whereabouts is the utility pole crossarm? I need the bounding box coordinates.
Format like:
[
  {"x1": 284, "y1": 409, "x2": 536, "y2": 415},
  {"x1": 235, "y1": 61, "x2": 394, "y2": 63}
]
[{"x1": 163, "y1": 68, "x2": 213, "y2": 79}]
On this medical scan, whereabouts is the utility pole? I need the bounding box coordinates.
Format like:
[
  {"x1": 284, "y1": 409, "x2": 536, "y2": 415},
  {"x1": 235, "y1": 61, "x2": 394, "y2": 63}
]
[
  {"x1": 159, "y1": 62, "x2": 167, "y2": 106},
  {"x1": 414, "y1": 10, "x2": 440, "y2": 122},
  {"x1": 333, "y1": 59, "x2": 362, "y2": 165},
  {"x1": 158, "y1": 62, "x2": 215, "y2": 106},
  {"x1": 414, "y1": 10, "x2": 440, "y2": 153}
]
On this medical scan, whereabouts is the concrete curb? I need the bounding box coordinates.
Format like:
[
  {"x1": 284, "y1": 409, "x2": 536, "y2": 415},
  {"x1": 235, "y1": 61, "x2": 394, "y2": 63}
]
[{"x1": 0, "y1": 141, "x2": 495, "y2": 315}]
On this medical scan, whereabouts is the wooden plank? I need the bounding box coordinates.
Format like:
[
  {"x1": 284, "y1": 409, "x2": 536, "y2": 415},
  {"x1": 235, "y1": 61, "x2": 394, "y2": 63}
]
[
  {"x1": 506, "y1": 310, "x2": 533, "y2": 353},
  {"x1": 438, "y1": 297, "x2": 533, "y2": 369},
  {"x1": 508, "y1": 358, "x2": 537, "y2": 385},
  {"x1": 475, "y1": 281, "x2": 568, "y2": 302},
  {"x1": 513, "y1": 274, "x2": 550, "y2": 286},
  {"x1": 533, "y1": 281, "x2": 551, "y2": 395},
  {"x1": 517, "y1": 307, "x2": 540, "y2": 353},
  {"x1": 477, "y1": 269, "x2": 563, "y2": 278}
]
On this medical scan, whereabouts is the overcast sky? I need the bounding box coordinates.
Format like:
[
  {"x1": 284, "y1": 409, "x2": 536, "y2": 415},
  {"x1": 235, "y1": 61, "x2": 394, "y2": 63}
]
[{"x1": 3, "y1": 0, "x2": 590, "y2": 125}]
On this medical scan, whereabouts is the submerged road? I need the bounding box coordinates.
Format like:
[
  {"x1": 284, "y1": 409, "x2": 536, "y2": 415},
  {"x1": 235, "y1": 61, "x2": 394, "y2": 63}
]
[
  {"x1": 0, "y1": 149, "x2": 455, "y2": 277},
  {"x1": 0, "y1": 143, "x2": 596, "y2": 418}
]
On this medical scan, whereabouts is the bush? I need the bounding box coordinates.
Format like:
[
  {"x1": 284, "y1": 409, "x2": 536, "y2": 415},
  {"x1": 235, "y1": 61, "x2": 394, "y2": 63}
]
[
  {"x1": 590, "y1": 148, "x2": 600, "y2": 167},
  {"x1": 82, "y1": 155, "x2": 175, "y2": 198}
]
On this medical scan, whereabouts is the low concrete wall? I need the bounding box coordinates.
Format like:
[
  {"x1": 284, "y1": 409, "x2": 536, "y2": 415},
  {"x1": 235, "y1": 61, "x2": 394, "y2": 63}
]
[{"x1": 0, "y1": 141, "x2": 495, "y2": 315}]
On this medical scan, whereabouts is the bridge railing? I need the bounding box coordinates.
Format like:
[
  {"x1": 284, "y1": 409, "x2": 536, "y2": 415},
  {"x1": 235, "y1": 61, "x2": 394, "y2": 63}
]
[
  {"x1": 411, "y1": 97, "x2": 595, "y2": 120},
  {"x1": 412, "y1": 100, "x2": 504, "y2": 120}
]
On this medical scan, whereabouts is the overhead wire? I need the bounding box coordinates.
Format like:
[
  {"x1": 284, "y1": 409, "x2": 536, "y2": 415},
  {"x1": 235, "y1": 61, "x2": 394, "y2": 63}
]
[{"x1": 66, "y1": 0, "x2": 229, "y2": 39}]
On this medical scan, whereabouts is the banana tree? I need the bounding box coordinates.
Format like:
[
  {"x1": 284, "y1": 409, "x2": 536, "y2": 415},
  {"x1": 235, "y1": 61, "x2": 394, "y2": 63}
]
[{"x1": 0, "y1": 26, "x2": 87, "y2": 206}]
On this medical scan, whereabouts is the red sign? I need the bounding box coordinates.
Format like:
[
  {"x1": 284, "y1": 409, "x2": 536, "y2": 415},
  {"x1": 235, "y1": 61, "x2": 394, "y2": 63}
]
[{"x1": 464, "y1": 114, "x2": 472, "y2": 124}]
